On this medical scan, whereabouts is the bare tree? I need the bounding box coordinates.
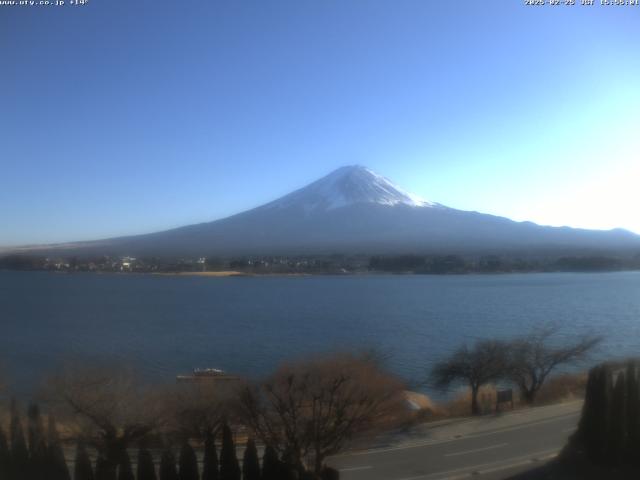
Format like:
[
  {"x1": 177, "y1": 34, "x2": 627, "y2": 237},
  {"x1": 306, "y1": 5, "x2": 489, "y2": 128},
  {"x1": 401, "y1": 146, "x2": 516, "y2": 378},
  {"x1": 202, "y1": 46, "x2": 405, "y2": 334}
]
[
  {"x1": 161, "y1": 380, "x2": 240, "y2": 441},
  {"x1": 239, "y1": 352, "x2": 404, "y2": 476},
  {"x1": 430, "y1": 340, "x2": 508, "y2": 415},
  {"x1": 506, "y1": 326, "x2": 602, "y2": 404},
  {"x1": 43, "y1": 365, "x2": 162, "y2": 474}
]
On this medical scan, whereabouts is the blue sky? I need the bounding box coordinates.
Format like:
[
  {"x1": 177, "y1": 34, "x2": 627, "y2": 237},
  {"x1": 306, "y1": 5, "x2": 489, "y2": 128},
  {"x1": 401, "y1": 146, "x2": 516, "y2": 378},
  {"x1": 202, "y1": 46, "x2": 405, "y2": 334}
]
[{"x1": 1, "y1": 1, "x2": 639, "y2": 246}]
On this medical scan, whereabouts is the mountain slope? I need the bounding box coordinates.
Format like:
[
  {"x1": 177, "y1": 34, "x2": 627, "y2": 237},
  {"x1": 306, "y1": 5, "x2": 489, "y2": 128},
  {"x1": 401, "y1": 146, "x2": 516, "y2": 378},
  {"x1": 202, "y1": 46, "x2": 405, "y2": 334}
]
[{"x1": 12, "y1": 166, "x2": 640, "y2": 257}]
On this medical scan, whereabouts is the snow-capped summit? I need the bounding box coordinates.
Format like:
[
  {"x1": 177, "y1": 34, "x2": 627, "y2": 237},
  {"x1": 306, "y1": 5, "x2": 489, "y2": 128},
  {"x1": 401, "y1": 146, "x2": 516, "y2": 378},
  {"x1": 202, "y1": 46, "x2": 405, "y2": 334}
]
[{"x1": 265, "y1": 165, "x2": 439, "y2": 212}]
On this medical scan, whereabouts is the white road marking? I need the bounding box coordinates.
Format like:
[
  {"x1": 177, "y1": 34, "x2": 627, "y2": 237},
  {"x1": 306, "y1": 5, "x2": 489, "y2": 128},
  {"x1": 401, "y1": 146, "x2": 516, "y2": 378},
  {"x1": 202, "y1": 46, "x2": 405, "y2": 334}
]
[
  {"x1": 339, "y1": 465, "x2": 373, "y2": 472},
  {"x1": 443, "y1": 442, "x2": 508, "y2": 457},
  {"x1": 562, "y1": 427, "x2": 577, "y2": 433}
]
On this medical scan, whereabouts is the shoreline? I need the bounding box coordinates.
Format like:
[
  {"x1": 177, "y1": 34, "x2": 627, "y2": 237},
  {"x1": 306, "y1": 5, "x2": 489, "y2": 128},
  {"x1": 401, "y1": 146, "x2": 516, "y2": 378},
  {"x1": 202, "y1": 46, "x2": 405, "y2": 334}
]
[{"x1": 2, "y1": 269, "x2": 640, "y2": 277}]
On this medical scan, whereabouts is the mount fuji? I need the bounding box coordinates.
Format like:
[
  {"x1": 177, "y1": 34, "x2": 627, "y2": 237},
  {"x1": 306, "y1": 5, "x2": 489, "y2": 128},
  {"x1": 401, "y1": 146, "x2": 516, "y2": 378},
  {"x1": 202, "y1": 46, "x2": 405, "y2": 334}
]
[{"x1": 14, "y1": 166, "x2": 640, "y2": 257}]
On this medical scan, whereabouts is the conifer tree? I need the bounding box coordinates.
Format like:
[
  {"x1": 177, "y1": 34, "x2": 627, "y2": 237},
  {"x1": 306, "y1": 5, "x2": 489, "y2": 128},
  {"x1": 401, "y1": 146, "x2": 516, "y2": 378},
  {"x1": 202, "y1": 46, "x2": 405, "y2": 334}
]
[
  {"x1": 47, "y1": 415, "x2": 71, "y2": 480},
  {"x1": 591, "y1": 365, "x2": 612, "y2": 464},
  {"x1": 95, "y1": 456, "x2": 106, "y2": 480},
  {"x1": 27, "y1": 404, "x2": 48, "y2": 480},
  {"x1": 178, "y1": 442, "x2": 199, "y2": 480},
  {"x1": 281, "y1": 463, "x2": 298, "y2": 480},
  {"x1": 74, "y1": 440, "x2": 95, "y2": 480},
  {"x1": 0, "y1": 425, "x2": 10, "y2": 480},
  {"x1": 219, "y1": 425, "x2": 241, "y2": 480},
  {"x1": 202, "y1": 432, "x2": 219, "y2": 480},
  {"x1": 137, "y1": 447, "x2": 157, "y2": 480},
  {"x1": 625, "y1": 361, "x2": 640, "y2": 463},
  {"x1": 320, "y1": 466, "x2": 340, "y2": 480},
  {"x1": 159, "y1": 449, "x2": 179, "y2": 480},
  {"x1": 95, "y1": 455, "x2": 117, "y2": 480},
  {"x1": 9, "y1": 399, "x2": 29, "y2": 479},
  {"x1": 241, "y1": 438, "x2": 260, "y2": 480},
  {"x1": 260, "y1": 446, "x2": 280, "y2": 480},
  {"x1": 576, "y1": 365, "x2": 597, "y2": 456},
  {"x1": 117, "y1": 449, "x2": 135, "y2": 480},
  {"x1": 607, "y1": 371, "x2": 627, "y2": 466}
]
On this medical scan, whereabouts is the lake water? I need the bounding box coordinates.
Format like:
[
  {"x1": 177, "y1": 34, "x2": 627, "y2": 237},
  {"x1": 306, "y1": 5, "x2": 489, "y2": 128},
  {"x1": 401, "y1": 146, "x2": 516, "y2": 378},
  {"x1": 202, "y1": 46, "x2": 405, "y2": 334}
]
[{"x1": 1, "y1": 270, "x2": 640, "y2": 396}]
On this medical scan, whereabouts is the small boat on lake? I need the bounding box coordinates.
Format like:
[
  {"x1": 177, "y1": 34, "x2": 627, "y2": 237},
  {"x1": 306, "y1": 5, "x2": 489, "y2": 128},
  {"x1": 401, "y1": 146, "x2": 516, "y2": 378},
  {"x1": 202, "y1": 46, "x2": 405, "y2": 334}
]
[{"x1": 176, "y1": 368, "x2": 241, "y2": 383}]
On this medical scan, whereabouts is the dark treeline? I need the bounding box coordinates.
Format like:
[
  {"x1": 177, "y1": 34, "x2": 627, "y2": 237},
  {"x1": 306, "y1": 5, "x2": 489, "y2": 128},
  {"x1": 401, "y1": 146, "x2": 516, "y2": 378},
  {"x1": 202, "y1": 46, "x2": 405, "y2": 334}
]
[
  {"x1": 0, "y1": 400, "x2": 70, "y2": 480},
  {"x1": 0, "y1": 404, "x2": 340, "y2": 480},
  {"x1": 0, "y1": 254, "x2": 368, "y2": 275},
  {"x1": 369, "y1": 253, "x2": 640, "y2": 274},
  {"x1": 3, "y1": 252, "x2": 640, "y2": 275}
]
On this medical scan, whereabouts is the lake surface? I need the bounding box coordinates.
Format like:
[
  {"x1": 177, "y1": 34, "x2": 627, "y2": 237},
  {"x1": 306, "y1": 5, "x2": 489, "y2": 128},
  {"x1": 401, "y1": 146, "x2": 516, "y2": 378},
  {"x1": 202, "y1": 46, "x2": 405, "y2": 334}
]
[{"x1": 1, "y1": 270, "x2": 640, "y2": 396}]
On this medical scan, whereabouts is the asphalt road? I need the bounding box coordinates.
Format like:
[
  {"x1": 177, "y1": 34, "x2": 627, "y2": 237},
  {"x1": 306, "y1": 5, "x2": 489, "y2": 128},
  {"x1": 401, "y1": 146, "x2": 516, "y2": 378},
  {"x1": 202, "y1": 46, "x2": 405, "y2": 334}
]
[{"x1": 328, "y1": 404, "x2": 581, "y2": 480}]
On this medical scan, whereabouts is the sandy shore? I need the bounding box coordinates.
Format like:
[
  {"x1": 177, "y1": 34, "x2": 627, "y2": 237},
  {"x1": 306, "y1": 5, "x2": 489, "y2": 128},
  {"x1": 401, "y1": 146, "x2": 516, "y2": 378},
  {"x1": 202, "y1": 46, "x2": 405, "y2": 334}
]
[
  {"x1": 152, "y1": 271, "x2": 313, "y2": 277},
  {"x1": 152, "y1": 271, "x2": 247, "y2": 277}
]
